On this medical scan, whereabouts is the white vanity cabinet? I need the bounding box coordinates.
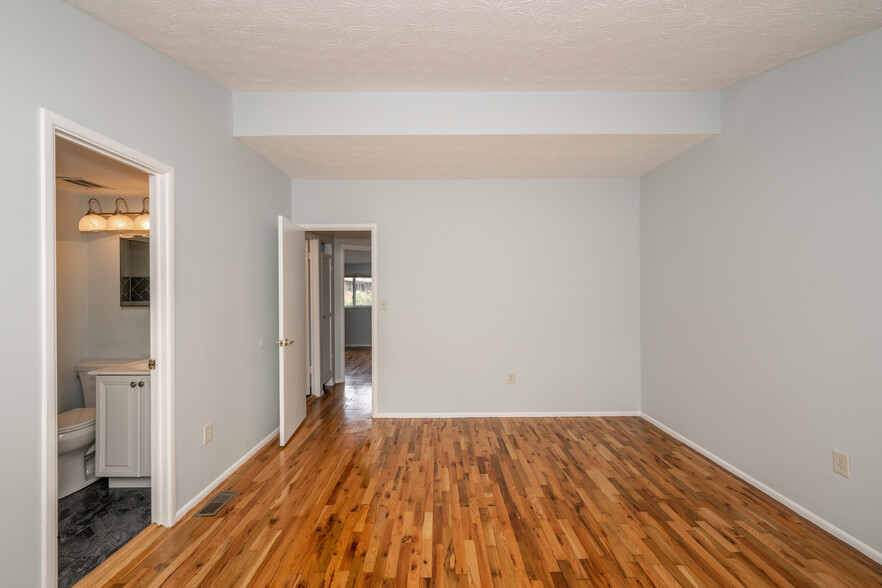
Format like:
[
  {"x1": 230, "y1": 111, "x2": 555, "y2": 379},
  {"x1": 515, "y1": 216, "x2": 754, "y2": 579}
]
[{"x1": 95, "y1": 374, "x2": 151, "y2": 479}]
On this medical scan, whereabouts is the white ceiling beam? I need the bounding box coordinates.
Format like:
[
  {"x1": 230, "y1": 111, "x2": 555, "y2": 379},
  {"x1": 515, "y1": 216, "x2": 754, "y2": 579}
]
[{"x1": 233, "y1": 91, "x2": 719, "y2": 138}]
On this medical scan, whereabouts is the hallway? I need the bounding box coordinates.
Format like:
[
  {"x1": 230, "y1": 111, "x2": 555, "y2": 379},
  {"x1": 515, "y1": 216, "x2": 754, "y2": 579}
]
[{"x1": 79, "y1": 346, "x2": 881, "y2": 586}]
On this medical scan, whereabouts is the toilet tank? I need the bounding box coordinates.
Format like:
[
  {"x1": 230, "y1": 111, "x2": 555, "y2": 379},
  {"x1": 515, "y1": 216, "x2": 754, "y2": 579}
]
[{"x1": 76, "y1": 360, "x2": 133, "y2": 408}]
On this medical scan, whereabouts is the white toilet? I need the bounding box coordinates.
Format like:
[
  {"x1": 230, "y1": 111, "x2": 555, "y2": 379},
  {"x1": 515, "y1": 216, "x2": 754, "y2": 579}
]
[{"x1": 57, "y1": 360, "x2": 131, "y2": 498}]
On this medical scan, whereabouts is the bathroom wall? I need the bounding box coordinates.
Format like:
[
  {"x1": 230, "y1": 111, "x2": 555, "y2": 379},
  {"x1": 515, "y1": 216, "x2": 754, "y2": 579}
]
[
  {"x1": 55, "y1": 194, "x2": 150, "y2": 412},
  {"x1": 55, "y1": 190, "x2": 89, "y2": 413},
  {"x1": 84, "y1": 197, "x2": 151, "y2": 361}
]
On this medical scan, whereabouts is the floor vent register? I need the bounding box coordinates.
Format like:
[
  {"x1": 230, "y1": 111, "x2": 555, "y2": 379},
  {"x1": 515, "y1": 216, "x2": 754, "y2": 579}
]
[{"x1": 194, "y1": 490, "x2": 238, "y2": 517}]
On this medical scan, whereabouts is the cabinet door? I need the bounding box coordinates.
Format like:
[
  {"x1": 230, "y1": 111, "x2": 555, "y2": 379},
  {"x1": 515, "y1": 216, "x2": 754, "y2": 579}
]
[
  {"x1": 139, "y1": 378, "x2": 151, "y2": 476},
  {"x1": 96, "y1": 376, "x2": 140, "y2": 477}
]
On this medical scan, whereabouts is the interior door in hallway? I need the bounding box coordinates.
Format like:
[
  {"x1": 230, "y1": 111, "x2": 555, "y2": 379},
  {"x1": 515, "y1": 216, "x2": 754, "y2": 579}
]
[
  {"x1": 278, "y1": 216, "x2": 307, "y2": 445},
  {"x1": 320, "y1": 251, "x2": 334, "y2": 384}
]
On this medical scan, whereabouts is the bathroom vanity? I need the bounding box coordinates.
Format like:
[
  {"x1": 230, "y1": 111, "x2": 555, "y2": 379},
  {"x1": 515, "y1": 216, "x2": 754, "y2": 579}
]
[{"x1": 91, "y1": 361, "x2": 151, "y2": 488}]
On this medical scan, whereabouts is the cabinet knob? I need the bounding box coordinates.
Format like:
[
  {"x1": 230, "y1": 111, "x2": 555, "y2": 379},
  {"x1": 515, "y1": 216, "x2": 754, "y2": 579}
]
[
  {"x1": 130, "y1": 381, "x2": 137, "y2": 387},
  {"x1": 138, "y1": 381, "x2": 144, "y2": 387}
]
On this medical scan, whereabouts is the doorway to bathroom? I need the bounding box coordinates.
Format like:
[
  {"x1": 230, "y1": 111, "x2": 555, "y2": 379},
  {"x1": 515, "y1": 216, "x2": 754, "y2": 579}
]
[{"x1": 41, "y1": 111, "x2": 176, "y2": 587}]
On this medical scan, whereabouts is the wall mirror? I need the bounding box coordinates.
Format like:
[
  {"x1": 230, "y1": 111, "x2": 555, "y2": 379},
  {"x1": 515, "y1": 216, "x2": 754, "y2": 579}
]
[{"x1": 120, "y1": 236, "x2": 149, "y2": 306}]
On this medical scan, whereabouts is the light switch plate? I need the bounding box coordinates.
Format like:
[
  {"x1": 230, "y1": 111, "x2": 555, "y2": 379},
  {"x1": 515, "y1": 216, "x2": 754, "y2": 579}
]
[{"x1": 204, "y1": 423, "x2": 213, "y2": 445}]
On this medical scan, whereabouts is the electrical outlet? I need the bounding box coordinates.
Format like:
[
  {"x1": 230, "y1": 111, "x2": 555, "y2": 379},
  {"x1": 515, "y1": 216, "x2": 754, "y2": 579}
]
[
  {"x1": 380, "y1": 298, "x2": 389, "y2": 311},
  {"x1": 507, "y1": 373, "x2": 516, "y2": 385},
  {"x1": 204, "y1": 423, "x2": 213, "y2": 445},
  {"x1": 832, "y1": 450, "x2": 850, "y2": 478}
]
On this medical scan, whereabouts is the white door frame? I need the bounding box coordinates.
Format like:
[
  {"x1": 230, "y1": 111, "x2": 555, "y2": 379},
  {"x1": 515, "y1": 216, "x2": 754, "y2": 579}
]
[
  {"x1": 299, "y1": 224, "x2": 378, "y2": 417},
  {"x1": 40, "y1": 110, "x2": 176, "y2": 586}
]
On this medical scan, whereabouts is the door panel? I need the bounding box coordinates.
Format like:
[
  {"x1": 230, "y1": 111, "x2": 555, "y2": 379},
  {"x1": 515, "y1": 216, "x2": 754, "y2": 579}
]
[
  {"x1": 278, "y1": 216, "x2": 308, "y2": 445},
  {"x1": 320, "y1": 252, "x2": 333, "y2": 384}
]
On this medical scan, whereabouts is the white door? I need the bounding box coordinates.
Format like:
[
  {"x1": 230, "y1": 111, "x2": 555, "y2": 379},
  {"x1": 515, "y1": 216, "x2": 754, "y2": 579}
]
[{"x1": 278, "y1": 216, "x2": 308, "y2": 445}]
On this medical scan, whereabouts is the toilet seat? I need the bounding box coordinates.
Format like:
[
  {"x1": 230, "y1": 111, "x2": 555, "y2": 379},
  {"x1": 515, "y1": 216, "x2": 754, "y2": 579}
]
[{"x1": 58, "y1": 407, "x2": 96, "y2": 434}]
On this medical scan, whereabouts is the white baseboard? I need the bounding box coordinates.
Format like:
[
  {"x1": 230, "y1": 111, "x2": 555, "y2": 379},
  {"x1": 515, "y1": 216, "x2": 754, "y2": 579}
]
[
  {"x1": 641, "y1": 413, "x2": 882, "y2": 564},
  {"x1": 374, "y1": 411, "x2": 642, "y2": 418},
  {"x1": 175, "y1": 427, "x2": 279, "y2": 521}
]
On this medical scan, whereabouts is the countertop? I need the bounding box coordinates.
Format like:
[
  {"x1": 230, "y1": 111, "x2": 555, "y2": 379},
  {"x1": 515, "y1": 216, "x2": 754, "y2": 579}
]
[{"x1": 88, "y1": 360, "x2": 151, "y2": 376}]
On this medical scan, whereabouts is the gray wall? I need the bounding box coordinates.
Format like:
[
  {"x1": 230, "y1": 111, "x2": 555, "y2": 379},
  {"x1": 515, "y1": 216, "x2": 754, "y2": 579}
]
[
  {"x1": 56, "y1": 191, "x2": 91, "y2": 413},
  {"x1": 345, "y1": 262, "x2": 372, "y2": 275},
  {"x1": 344, "y1": 308, "x2": 372, "y2": 347},
  {"x1": 641, "y1": 28, "x2": 882, "y2": 554},
  {"x1": 344, "y1": 259, "x2": 372, "y2": 347},
  {"x1": 1, "y1": 1, "x2": 291, "y2": 582},
  {"x1": 294, "y1": 178, "x2": 641, "y2": 416}
]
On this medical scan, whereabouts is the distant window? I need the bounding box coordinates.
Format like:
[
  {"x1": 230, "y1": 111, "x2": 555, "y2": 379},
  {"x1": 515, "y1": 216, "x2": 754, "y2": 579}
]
[{"x1": 344, "y1": 276, "x2": 372, "y2": 307}]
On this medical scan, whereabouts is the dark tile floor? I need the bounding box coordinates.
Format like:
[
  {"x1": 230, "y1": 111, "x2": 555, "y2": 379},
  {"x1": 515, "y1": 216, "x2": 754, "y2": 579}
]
[{"x1": 58, "y1": 479, "x2": 151, "y2": 588}]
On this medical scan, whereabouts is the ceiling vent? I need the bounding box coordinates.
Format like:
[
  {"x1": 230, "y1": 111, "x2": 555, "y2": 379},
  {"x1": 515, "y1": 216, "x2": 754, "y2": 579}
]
[{"x1": 57, "y1": 176, "x2": 110, "y2": 189}]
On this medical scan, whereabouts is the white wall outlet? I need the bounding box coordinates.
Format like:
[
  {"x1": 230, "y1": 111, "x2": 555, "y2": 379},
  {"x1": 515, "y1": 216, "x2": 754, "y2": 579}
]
[
  {"x1": 507, "y1": 373, "x2": 516, "y2": 385},
  {"x1": 832, "y1": 450, "x2": 849, "y2": 478},
  {"x1": 380, "y1": 298, "x2": 389, "y2": 311},
  {"x1": 204, "y1": 423, "x2": 213, "y2": 445}
]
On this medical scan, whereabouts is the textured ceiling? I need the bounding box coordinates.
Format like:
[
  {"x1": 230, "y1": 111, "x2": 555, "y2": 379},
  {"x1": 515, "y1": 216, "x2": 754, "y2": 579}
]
[
  {"x1": 239, "y1": 134, "x2": 715, "y2": 179},
  {"x1": 65, "y1": 0, "x2": 882, "y2": 91}
]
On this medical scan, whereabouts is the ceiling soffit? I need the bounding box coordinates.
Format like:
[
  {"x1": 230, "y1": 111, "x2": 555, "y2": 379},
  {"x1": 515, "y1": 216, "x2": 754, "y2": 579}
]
[{"x1": 241, "y1": 134, "x2": 715, "y2": 180}]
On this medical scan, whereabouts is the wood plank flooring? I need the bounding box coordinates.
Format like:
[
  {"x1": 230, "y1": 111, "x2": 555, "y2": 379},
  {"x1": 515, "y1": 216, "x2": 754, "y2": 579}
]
[{"x1": 78, "y1": 348, "x2": 882, "y2": 586}]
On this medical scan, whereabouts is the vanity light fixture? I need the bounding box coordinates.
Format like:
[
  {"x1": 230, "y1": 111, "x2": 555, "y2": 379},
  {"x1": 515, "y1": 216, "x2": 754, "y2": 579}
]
[
  {"x1": 107, "y1": 198, "x2": 135, "y2": 231},
  {"x1": 77, "y1": 196, "x2": 149, "y2": 234},
  {"x1": 77, "y1": 198, "x2": 108, "y2": 232},
  {"x1": 133, "y1": 197, "x2": 149, "y2": 231}
]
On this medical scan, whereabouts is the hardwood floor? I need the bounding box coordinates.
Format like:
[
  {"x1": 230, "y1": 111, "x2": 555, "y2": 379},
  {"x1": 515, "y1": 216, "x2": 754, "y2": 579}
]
[{"x1": 78, "y1": 348, "x2": 882, "y2": 586}]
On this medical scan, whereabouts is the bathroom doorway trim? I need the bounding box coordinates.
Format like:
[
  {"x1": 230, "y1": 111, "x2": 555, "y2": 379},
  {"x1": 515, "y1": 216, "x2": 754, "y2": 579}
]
[{"x1": 40, "y1": 110, "x2": 177, "y2": 585}]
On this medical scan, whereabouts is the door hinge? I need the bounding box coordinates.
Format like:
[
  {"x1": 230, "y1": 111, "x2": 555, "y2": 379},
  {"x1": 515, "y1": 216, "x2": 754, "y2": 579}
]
[{"x1": 148, "y1": 359, "x2": 156, "y2": 370}]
